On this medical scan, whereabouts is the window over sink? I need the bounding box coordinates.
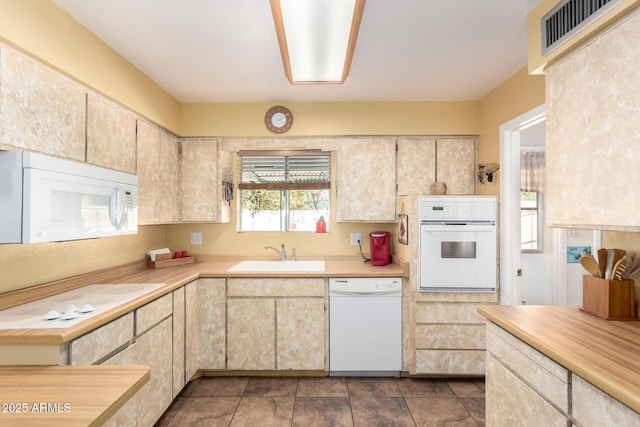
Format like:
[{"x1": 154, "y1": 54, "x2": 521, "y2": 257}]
[{"x1": 238, "y1": 150, "x2": 330, "y2": 232}]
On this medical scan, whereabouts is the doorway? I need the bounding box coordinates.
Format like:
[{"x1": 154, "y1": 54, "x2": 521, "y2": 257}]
[{"x1": 499, "y1": 105, "x2": 601, "y2": 306}]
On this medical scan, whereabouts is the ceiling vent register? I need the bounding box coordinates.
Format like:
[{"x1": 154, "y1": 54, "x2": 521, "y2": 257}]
[{"x1": 542, "y1": 0, "x2": 622, "y2": 56}]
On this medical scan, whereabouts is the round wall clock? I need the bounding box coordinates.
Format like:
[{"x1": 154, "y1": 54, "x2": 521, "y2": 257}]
[{"x1": 264, "y1": 105, "x2": 293, "y2": 134}]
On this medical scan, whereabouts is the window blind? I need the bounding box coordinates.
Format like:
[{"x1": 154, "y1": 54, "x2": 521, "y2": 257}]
[{"x1": 239, "y1": 151, "x2": 330, "y2": 190}]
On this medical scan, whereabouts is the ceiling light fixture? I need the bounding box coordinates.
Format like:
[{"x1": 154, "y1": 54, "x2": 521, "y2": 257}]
[{"x1": 269, "y1": 0, "x2": 366, "y2": 84}]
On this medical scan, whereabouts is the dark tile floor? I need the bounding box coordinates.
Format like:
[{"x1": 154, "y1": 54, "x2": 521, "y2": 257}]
[{"x1": 155, "y1": 376, "x2": 485, "y2": 427}]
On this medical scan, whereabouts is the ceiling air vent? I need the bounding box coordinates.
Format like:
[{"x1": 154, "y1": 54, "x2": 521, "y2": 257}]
[{"x1": 542, "y1": 0, "x2": 622, "y2": 55}]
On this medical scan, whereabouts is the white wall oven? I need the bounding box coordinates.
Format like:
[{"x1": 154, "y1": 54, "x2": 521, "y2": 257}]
[{"x1": 419, "y1": 196, "x2": 497, "y2": 292}]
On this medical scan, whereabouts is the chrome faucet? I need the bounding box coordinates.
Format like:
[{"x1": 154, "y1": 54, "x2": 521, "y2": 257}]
[{"x1": 265, "y1": 244, "x2": 287, "y2": 261}]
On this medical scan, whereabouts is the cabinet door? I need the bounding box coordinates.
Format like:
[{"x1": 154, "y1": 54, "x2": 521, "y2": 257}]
[
  {"x1": 159, "y1": 130, "x2": 180, "y2": 222},
  {"x1": 227, "y1": 298, "x2": 275, "y2": 370},
  {"x1": 435, "y1": 138, "x2": 476, "y2": 195},
  {"x1": 102, "y1": 318, "x2": 173, "y2": 427},
  {"x1": 87, "y1": 92, "x2": 136, "y2": 173},
  {"x1": 545, "y1": 14, "x2": 640, "y2": 230},
  {"x1": 337, "y1": 138, "x2": 397, "y2": 222},
  {"x1": 197, "y1": 278, "x2": 226, "y2": 370},
  {"x1": 136, "y1": 120, "x2": 162, "y2": 224},
  {"x1": 137, "y1": 121, "x2": 180, "y2": 224},
  {"x1": 277, "y1": 298, "x2": 326, "y2": 370},
  {"x1": 180, "y1": 138, "x2": 227, "y2": 222},
  {"x1": 173, "y1": 287, "x2": 186, "y2": 398},
  {"x1": 185, "y1": 281, "x2": 200, "y2": 380},
  {"x1": 397, "y1": 138, "x2": 436, "y2": 195},
  {"x1": 0, "y1": 47, "x2": 86, "y2": 160}
]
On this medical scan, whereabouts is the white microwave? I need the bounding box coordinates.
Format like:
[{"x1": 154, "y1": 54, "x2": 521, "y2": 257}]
[{"x1": 0, "y1": 151, "x2": 138, "y2": 244}]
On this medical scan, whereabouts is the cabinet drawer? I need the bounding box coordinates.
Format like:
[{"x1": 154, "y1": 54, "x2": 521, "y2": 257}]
[
  {"x1": 136, "y1": 293, "x2": 172, "y2": 335},
  {"x1": 69, "y1": 313, "x2": 134, "y2": 365},
  {"x1": 415, "y1": 302, "x2": 486, "y2": 324},
  {"x1": 414, "y1": 349, "x2": 485, "y2": 375},
  {"x1": 486, "y1": 354, "x2": 569, "y2": 426},
  {"x1": 486, "y1": 322, "x2": 569, "y2": 412},
  {"x1": 227, "y1": 278, "x2": 325, "y2": 297},
  {"x1": 415, "y1": 324, "x2": 485, "y2": 349}
]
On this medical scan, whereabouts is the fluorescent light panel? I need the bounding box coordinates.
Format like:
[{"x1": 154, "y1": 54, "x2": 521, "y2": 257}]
[{"x1": 270, "y1": 0, "x2": 365, "y2": 84}]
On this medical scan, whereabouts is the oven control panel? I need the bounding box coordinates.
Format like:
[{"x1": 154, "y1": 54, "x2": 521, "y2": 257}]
[{"x1": 419, "y1": 196, "x2": 496, "y2": 223}]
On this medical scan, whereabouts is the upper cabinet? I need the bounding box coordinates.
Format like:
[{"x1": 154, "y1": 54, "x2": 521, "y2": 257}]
[
  {"x1": 435, "y1": 138, "x2": 476, "y2": 195},
  {"x1": 180, "y1": 138, "x2": 232, "y2": 223},
  {"x1": 396, "y1": 137, "x2": 476, "y2": 197},
  {"x1": 86, "y1": 92, "x2": 137, "y2": 174},
  {"x1": 160, "y1": 131, "x2": 180, "y2": 222},
  {"x1": 137, "y1": 120, "x2": 180, "y2": 224},
  {"x1": 0, "y1": 47, "x2": 86, "y2": 161},
  {"x1": 397, "y1": 138, "x2": 436, "y2": 196},
  {"x1": 545, "y1": 10, "x2": 640, "y2": 231},
  {"x1": 337, "y1": 138, "x2": 397, "y2": 222}
]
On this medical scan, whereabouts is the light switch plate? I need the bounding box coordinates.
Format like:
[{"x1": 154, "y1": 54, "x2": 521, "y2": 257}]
[
  {"x1": 190, "y1": 232, "x2": 203, "y2": 245},
  {"x1": 350, "y1": 233, "x2": 362, "y2": 246}
]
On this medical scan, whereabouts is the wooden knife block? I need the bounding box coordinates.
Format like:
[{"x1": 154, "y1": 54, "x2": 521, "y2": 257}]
[{"x1": 581, "y1": 275, "x2": 636, "y2": 320}]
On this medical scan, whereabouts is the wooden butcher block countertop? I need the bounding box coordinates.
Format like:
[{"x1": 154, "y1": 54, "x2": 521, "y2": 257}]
[
  {"x1": 0, "y1": 255, "x2": 407, "y2": 345},
  {"x1": 0, "y1": 365, "x2": 149, "y2": 426},
  {"x1": 478, "y1": 305, "x2": 640, "y2": 413}
]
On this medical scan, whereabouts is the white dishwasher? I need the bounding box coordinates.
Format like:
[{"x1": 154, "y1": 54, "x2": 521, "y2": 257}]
[{"x1": 329, "y1": 277, "x2": 402, "y2": 376}]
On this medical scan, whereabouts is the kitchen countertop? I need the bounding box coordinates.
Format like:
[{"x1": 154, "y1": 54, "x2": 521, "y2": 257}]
[
  {"x1": 0, "y1": 365, "x2": 149, "y2": 426},
  {"x1": 0, "y1": 255, "x2": 408, "y2": 345},
  {"x1": 478, "y1": 305, "x2": 640, "y2": 414}
]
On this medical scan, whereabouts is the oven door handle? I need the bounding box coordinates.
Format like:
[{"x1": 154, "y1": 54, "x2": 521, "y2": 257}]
[{"x1": 422, "y1": 224, "x2": 495, "y2": 232}]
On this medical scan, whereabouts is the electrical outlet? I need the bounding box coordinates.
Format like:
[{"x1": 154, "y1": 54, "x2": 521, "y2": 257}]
[
  {"x1": 350, "y1": 232, "x2": 362, "y2": 246},
  {"x1": 190, "y1": 232, "x2": 203, "y2": 245}
]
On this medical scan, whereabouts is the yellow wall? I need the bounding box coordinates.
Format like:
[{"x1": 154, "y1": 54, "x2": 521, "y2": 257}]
[
  {"x1": 476, "y1": 68, "x2": 546, "y2": 196},
  {"x1": 0, "y1": 226, "x2": 166, "y2": 293},
  {"x1": 181, "y1": 101, "x2": 479, "y2": 137},
  {"x1": 0, "y1": 0, "x2": 547, "y2": 291},
  {"x1": 0, "y1": 0, "x2": 181, "y2": 133}
]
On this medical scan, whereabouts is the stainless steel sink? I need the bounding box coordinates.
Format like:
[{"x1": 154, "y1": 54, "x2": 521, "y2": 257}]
[{"x1": 227, "y1": 260, "x2": 326, "y2": 272}]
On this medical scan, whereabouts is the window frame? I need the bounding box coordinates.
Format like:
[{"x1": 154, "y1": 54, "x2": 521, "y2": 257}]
[
  {"x1": 520, "y1": 190, "x2": 544, "y2": 253},
  {"x1": 238, "y1": 150, "x2": 331, "y2": 233}
]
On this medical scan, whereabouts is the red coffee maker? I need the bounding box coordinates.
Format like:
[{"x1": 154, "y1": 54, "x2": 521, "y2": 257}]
[{"x1": 369, "y1": 231, "x2": 391, "y2": 266}]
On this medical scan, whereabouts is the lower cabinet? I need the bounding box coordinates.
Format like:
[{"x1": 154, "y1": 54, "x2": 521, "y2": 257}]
[
  {"x1": 102, "y1": 318, "x2": 173, "y2": 427},
  {"x1": 226, "y1": 278, "x2": 326, "y2": 371},
  {"x1": 196, "y1": 278, "x2": 226, "y2": 370},
  {"x1": 227, "y1": 298, "x2": 275, "y2": 370},
  {"x1": 412, "y1": 301, "x2": 490, "y2": 375},
  {"x1": 67, "y1": 286, "x2": 194, "y2": 427},
  {"x1": 485, "y1": 322, "x2": 571, "y2": 426},
  {"x1": 172, "y1": 287, "x2": 186, "y2": 398},
  {"x1": 277, "y1": 298, "x2": 325, "y2": 370},
  {"x1": 185, "y1": 280, "x2": 201, "y2": 378},
  {"x1": 486, "y1": 320, "x2": 640, "y2": 426},
  {"x1": 486, "y1": 353, "x2": 569, "y2": 426}
]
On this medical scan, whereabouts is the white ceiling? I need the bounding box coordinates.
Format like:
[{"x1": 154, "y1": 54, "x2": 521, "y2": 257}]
[{"x1": 52, "y1": 0, "x2": 542, "y2": 103}]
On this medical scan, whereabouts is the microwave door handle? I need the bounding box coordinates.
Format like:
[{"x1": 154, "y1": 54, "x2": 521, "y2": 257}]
[{"x1": 109, "y1": 187, "x2": 128, "y2": 230}]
